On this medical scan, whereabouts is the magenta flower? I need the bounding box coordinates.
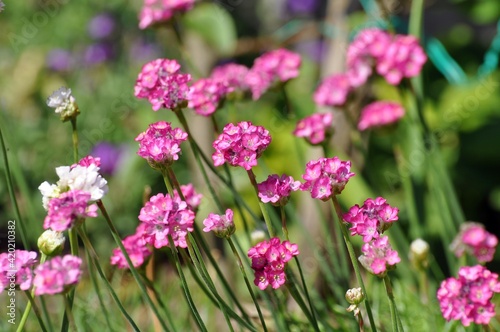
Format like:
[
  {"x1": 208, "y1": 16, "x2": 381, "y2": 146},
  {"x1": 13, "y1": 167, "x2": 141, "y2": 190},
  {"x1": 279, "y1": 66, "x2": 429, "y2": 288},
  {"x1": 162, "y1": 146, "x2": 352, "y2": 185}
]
[
  {"x1": 138, "y1": 0, "x2": 195, "y2": 29},
  {"x1": 313, "y1": 73, "x2": 351, "y2": 107},
  {"x1": 246, "y1": 48, "x2": 301, "y2": 100},
  {"x1": 343, "y1": 197, "x2": 399, "y2": 242},
  {"x1": 210, "y1": 63, "x2": 249, "y2": 94},
  {"x1": 202, "y1": 209, "x2": 235, "y2": 238},
  {"x1": 135, "y1": 121, "x2": 188, "y2": 169},
  {"x1": 134, "y1": 58, "x2": 191, "y2": 111},
  {"x1": 450, "y1": 222, "x2": 498, "y2": 263},
  {"x1": 139, "y1": 193, "x2": 195, "y2": 249},
  {"x1": 257, "y1": 174, "x2": 301, "y2": 206},
  {"x1": 293, "y1": 112, "x2": 333, "y2": 145},
  {"x1": 358, "y1": 236, "x2": 400, "y2": 277},
  {"x1": 44, "y1": 190, "x2": 98, "y2": 231},
  {"x1": 437, "y1": 265, "x2": 500, "y2": 327},
  {"x1": 72, "y1": 155, "x2": 101, "y2": 168},
  {"x1": 0, "y1": 250, "x2": 37, "y2": 292},
  {"x1": 357, "y1": 101, "x2": 405, "y2": 131},
  {"x1": 110, "y1": 224, "x2": 152, "y2": 269},
  {"x1": 188, "y1": 78, "x2": 229, "y2": 116},
  {"x1": 247, "y1": 238, "x2": 299, "y2": 290},
  {"x1": 174, "y1": 183, "x2": 203, "y2": 211},
  {"x1": 212, "y1": 121, "x2": 272, "y2": 170},
  {"x1": 33, "y1": 255, "x2": 83, "y2": 296},
  {"x1": 300, "y1": 157, "x2": 355, "y2": 200}
]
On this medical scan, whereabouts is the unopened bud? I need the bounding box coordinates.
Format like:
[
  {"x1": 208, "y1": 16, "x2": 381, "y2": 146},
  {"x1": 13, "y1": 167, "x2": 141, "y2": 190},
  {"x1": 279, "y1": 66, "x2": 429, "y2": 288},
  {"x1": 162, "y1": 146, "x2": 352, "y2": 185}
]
[
  {"x1": 346, "y1": 287, "x2": 364, "y2": 305},
  {"x1": 46, "y1": 87, "x2": 79, "y2": 122},
  {"x1": 409, "y1": 238, "x2": 429, "y2": 270},
  {"x1": 250, "y1": 229, "x2": 267, "y2": 246},
  {"x1": 38, "y1": 230, "x2": 65, "y2": 256}
]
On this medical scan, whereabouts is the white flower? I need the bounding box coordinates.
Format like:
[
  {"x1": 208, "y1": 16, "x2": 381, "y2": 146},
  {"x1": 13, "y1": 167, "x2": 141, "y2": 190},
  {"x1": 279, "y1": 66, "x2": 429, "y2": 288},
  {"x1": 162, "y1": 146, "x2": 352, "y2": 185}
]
[
  {"x1": 0, "y1": 2, "x2": 5, "y2": 12},
  {"x1": 46, "y1": 87, "x2": 79, "y2": 121},
  {"x1": 38, "y1": 182, "x2": 61, "y2": 210}
]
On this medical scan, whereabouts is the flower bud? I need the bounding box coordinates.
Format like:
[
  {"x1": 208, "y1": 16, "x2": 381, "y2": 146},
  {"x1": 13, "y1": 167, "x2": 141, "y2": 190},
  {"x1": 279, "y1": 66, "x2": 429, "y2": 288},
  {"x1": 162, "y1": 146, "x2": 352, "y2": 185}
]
[
  {"x1": 345, "y1": 287, "x2": 364, "y2": 305},
  {"x1": 409, "y1": 238, "x2": 429, "y2": 270},
  {"x1": 250, "y1": 229, "x2": 267, "y2": 246},
  {"x1": 38, "y1": 230, "x2": 65, "y2": 256},
  {"x1": 46, "y1": 87, "x2": 79, "y2": 122}
]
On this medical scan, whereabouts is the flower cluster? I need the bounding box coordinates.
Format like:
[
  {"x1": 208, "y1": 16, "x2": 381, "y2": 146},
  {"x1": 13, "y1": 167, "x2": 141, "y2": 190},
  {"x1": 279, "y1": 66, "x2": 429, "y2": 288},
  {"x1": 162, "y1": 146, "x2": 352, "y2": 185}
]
[
  {"x1": 46, "y1": 87, "x2": 79, "y2": 122},
  {"x1": 450, "y1": 222, "x2": 498, "y2": 263},
  {"x1": 247, "y1": 238, "x2": 299, "y2": 290},
  {"x1": 293, "y1": 112, "x2": 333, "y2": 145},
  {"x1": 358, "y1": 236, "x2": 400, "y2": 277},
  {"x1": 0, "y1": 250, "x2": 37, "y2": 292},
  {"x1": 135, "y1": 121, "x2": 188, "y2": 169},
  {"x1": 343, "y1": 197, "x2": 399, "y2": 243},
  {"x1": 437, "y1": 265, "x2": 500, "y2": 326},
  {"x1": 246, "y1": 49, "x2": 301, "y2": 100},
  {"x1": 212, "y1": 121, "x2": 272, "y2": 170},
  {"x1": 139, "y1": 193, "x2": 195, "y2": 248},
  {"x1": 138, "y1": 0, "x2": 195, "y2": 29},
  {"x1": 257, "y1": 174, "x2": 300, "y2": 206},
  {"x1": 44, "y1": 190, "x2": 98, "y2": 231},
  {"x1": 313, "y1": 74, "x2": 351, "y2": 107},
  {"x1": 203, "y1": 209, "x2": 235, "y2": 238},
  {"x1": 33, "y1": 255, "x2": 83, "y2": 296},
  {"x1": 174, "y1": 183, "x2": 202, "y2": 211},
  {"x1": 210, "y1": 63, "x2": 249, "y2": 94},
  {"x1": 110, "y1": 224, "x2": 152, "y2": 269},
  {"x1": 134, "y1": 58, "x2": 191, "y2": 111},
  {"x1": 188, "y1": 78, "x2": 229, "y2": 116},
  {"x1": 357, "y1": 101, "x2": 405, "y2": 131},
  {"x1": 300, "y1": 157, "x2": 355, "y2": 200}
]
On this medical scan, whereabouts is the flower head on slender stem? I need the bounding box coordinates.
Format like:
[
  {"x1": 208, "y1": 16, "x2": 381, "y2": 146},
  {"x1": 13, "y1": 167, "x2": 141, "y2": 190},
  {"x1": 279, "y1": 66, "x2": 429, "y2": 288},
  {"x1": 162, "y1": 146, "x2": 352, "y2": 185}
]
[
  {"x1": 110, "y1": 224, "x2": 152, "y2": 269},
  {"x1": 346, "y1": 287, "x2": 365, "y2": 316},
  {"x1": 358, "y1": 101, "x2": 405, "y2": 131},
  {"x1": 450, "y1": 222, "x2": 498, "y2": 263},
  {"x1": 313, "y1": 74, "x2": 351, "y2": 107},
  {"x1": 409, "y1": 238, "x2": 430, "y2": 270},
  {"x1": 0, "y1": 250, "x2": 37, "y2": 292},
  {"x1": 257, "y1": 174, "x2": 300, "y2": 206},
  {"x1": 358, "y1": 236, "x2": 400, "y2": 277},
  {"x1": 33, "y1": 255, "x2": 82, "y2": 296},
  {"x1": 138, "y1": 0, "x2": 195, "y2": 29},
  {"x1": 210, "y1": 63, "x2": 249, "y2": 95},
  {"x1": 188, "y1": 78, "x2": 229, "y2": 116},
  {"x1": 202, "y1": 209, "x2": 235, "y2": 238},
  {"x1": 46, "y1": 87, "x2": 79, "y2": 122},
  {"x1": 293, "y1": 112, "x2": 334, "y2": 145}
]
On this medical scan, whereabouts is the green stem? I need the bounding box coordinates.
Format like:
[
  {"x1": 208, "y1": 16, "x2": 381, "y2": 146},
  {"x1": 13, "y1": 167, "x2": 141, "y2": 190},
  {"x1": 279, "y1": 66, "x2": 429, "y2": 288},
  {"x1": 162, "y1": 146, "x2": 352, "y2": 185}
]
[
  {"x1": 246, "y1": 169, "x2": 275, "y2": 237},
  {"x1": 63, "y1": 295, "x2": 77, "y2": 332},
  {"x1": 17, "y1": 291, "x2": 48, "y2": 332},
  {"x1": 161, "y1": 169, "x2": 175, "y2": 197},
  {"x1": 70, "y1": 118, "x2": 79, "y2": 163},
  {"x1": 418, "y1": 269, "x2": 428, "y2": 304},
  {"x1": 139, "y1": 273, "x2": 178, "y2": 332},
  {"x1": 383, "y1": 276, "x2": 400, "y2": 332}
]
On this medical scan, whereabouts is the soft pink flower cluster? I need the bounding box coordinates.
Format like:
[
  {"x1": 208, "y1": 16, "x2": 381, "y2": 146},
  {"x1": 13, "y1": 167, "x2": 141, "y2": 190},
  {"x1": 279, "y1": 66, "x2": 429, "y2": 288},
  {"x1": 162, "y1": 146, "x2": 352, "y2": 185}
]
[
  {"x1": 174, "y1": 183, "x2": 203, "y2": 211},
  {"x1": 246, "y1": 49, "x2": 301, "y2": 100},
  {"x1": 293, "y1": 112, "x2": 334, "y2": 145},
  {"x1": 139, "y1": 193, "x2": 195, "y2": 248},
  {"x1": 247, "y1": 238, "x2": 299, "y2": 290},
  {"x1": 210, "y1": 63, "x2": 249, "y2": 94},
  {"x1": 110, "y1": 224, "x2": 152, "y2": 269},
  {"x1": 450, "y1": 222, "x2": 498, "y2": 263},
  {"x1": 437, "y1": 265, "x2": 500, "y2": 326},
  {"x1": 33, "y1": 255, "x2": 82, "y2": 296},
  {"x1": 203, "y1": 209, "x2": 235, "y2": 238},
  {"x1": 188, "y1": 78, "x2": 229, "y2": 116},
  {"x1": 0, "y1": 250, "x2": 37, "y2": 292},
  {"x1": 135, "y1": 121, "x2": 188, "y2": 169},
  {"x1": 212, "y1": 121, "x2": 272, "y2": 170},
  {"x1": 138, "y1": 0, "x2": 195, "y2": 29},
  {"x1": 358, "y1": 101, "x2": 405, "y2": 131},
  {"x1": 313, "y1": 73, "x2": 351, "y2": 107},
  {"x1": 44, "y1": 190, "x2": 98, "y2": 231},
  {"x1": 134, "y1": 58, "x2": 191, "y2": 111},
  {"x1": 257, "y1": 174, "x2": 300, "y2": 206},
  {"x1": 358, "y1": 236, "x2": 400, "y2": 277},
  {"x1": 343, "y1": 197, "x2": 399, "y2": 243},
  {"x1": 300, "y1": 157, "x2": 355, "y2": 201}
]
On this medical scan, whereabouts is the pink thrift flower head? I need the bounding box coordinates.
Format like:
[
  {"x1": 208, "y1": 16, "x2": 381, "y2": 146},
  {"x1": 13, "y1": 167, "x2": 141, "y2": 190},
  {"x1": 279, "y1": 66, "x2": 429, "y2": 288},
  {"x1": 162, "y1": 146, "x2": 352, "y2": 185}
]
[
  {"x1": 246, "y1": 48, "x2": 301, "y2": 100},
  {"x1": 173, "y1": 183, "x2": 202, "y2": 211},
  {"x1": 437, "y1": 265, "x2": 500, "y2": 327},
  {"x1": 358, "y1": 236, "x2": 400, "y2": 277},
  {"x1": 450, "y1": 222, "x2": 498, "y2": 263},
  {"x1": 257, "y1": 174, "x2": 301, "y2": 206},
  {"x1": 358, "y1": 101, "x2": 405, "y2": 131},
  {"x1": 44, "y1": 189, "x2": 98, "y2": 231},
  {"x1": 110, "y1": 224, "x2": 152, "y2": 269},
  {"x1": 212, "y1": 121, "x2": 272, "y2": 170},
  {"x1": 343, "y1": 197, "x2": 399, "y2": 242},
  {"x1": 203, "y1": 209, "x2": 235, "y2": 238},
  {"x1": 134, "y1": 58, "x2": 191, "y2": 111},
  {"x1": 293, "y1": 112, "x2": 334, "y2": 145},
  {"x1": 139, "y1": 193, "x2": 195, "y2": 249},
  {"x1": 313, "y1": 73, "x2": 351, "y2": 107},
  {"x1": 247, "y1": 238, "x2": 299, "y2": 290},
  {"x1": 188, "y1": 78, "x2": 229, "y2": 116},
  {"x1": 33, "y1": 255, "x2": 83, "y2": 296},
  {"x1": 300, "y1": 157, "x2": 355, "y2": 200},
  {"x1": 0, "y1": 250, "x2": 37, "y2": 292},
  {"x1": 72, "y1": 155, "x2": 101, "y2": 168},
  {"x1": 210, "y1": 63, "x2": 249, "y2": 95},
  {"x1": 135, "y1": 121, "x2": 188, "y2": 170},
  {"x1": 138, "y1": 0, "x2": 195, "y2": 29}
]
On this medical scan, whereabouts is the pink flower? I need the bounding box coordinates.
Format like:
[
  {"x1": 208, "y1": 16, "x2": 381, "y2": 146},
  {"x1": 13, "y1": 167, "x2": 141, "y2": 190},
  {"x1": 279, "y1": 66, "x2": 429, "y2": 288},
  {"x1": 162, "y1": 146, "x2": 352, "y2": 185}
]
[
  {"x1": 139, "y1": 193, "x2": 195, "y2": 249},
  {"x1": 293, "y1": 112, "x2": 333, "y2": 145},
  {"x1": 300, "y1": 157, "x2": 355, "y2": 200},
  {"x1": 0, "y1": 250, "x2": 37, "y2": 292},
  {"x1": 110, "y1": 224, "x2": 152, "y2": 269},
  {"x1": 188, "y1": 78, "x2": 229, "y2": 116},
  {"x1": 257, "y1": 174, "x2": 300, "y2": 206},
  {"x1": 174, "y1": 183, "x2": 202, "y2": 211},
  {"x1": 450, "y1": 222, "x2": 498, "y2": 263},
  {"x1": 358, "y1": 101, "x2": 405, "y2": 131},
  {"x1": 246, "y1": 49, "x2": 301, "y2": 100},
  {"x1": 210, "y1": 63, "x2": 249, "y2": 94},
  {"x1": 358, "y1": 236, "x2": 400, "y2": 277},
  {"x1": 437, "y1": 265, "x2": 500, "y2": 326},
  {"x1": 33, "y1": 255, "x2": 83, "y2": 296},
  {"x1": 134, "y1": 58, "x2": 191, "y2": 111},
  {"x1": 44, "y1": 190, "x2": 98, "y2": 231},
  {"x1": 138, "y1": 0, "x2": 195, "y2": 29},
  {"x1": 313, "y1": 73, "x2": 351, "y2": 107},
  {"x1": 135, "y1": 121, "x2": 188, "y2": 169},
  {"x1": 212, "y1": 121, "x2": 272, "y2": 170},
  {"x1": 202, "y1": 209, "x2": 235, "y2": 238},
  {"x1": 72, "y1": 155, "x2": 101, "y2": 168},
  {"x1": 247, "y1": 238, "x2": 299, "y2": 290},
  {"x1": 343, "y1": 197, "x2": 399, "y2": 242}
]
